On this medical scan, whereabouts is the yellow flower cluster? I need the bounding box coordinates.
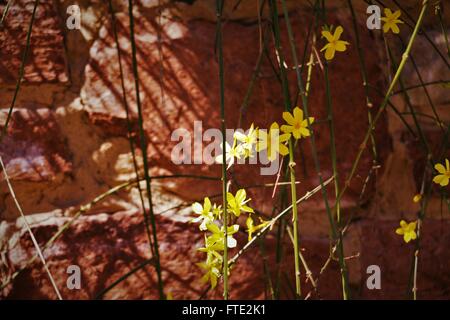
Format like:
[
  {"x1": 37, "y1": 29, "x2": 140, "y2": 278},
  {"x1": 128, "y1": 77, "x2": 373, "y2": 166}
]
[
  {"x1": 320, "y1": 10, "x2": 403, "y2": 60},
  {"x1": 191, "y1": 189, "x2": 258, "y2": 288},
  {"x1": 216, "y1": 107, "x2": 313, "y2": 166}
]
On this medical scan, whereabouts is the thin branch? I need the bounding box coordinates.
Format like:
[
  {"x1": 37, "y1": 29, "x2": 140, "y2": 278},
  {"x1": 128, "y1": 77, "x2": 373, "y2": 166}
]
[
  {"x1": 0, "y1": 156, "x2": 63, "y2": 300},
  {"x1": 0, "y1": 0, "x2": 40, "y2": 143},
  {"x1": 228, "y1": 176, "x2": 334, "y2": 267}
]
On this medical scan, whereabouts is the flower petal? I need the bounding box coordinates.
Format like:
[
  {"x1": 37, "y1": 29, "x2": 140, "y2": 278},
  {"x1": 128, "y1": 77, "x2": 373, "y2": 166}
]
[
  {"x1": 228, "y1": 224, "x2": 240, "y2": 234},
  {"x1": 404, "y1": 233, "x2": 412, "y2": 243},
  {"x1": 283, "y1": 111, "x2": 295, "y2": 125},
  {"x1": 433, "y1": 174, "x2": 445, "y2": 185},
  {"x1": 435, "y1": 163, "x2": 446, "y2": 174},
  {"x1": 333, "y1": 26, "x2": 344, "y2": 40},
  {"x1": 278, "y1": 132, "x2": 289, "y2": 141},
  {"x1": 299, "y1": 127, "x2": 311, "y2": 137},
  {"x1": 210, "y1": 273, "x2": 218, "y2": 288},
  {"x1": 325, "y1": 47, "x2": 336, "y2": 60},
  {"x1": 227, "y1": 236, "x2": 237, "y2": 248},
  {"x1": 236, "y1": 189, "x2": 246, "y2": 204},
  {"x1": 321, "y1": 30, "x2": 334, "y2": 42},
  {"x1": 192, "y1": 202, "x2": 203, "y2": 214},
  {"x1": 320, "y1": 43, "x2": 331, "y2": 52},
  {"x1": 293, "y1": 107, "x2": 304, "y2": 122},
  {"x1": 279, "y1": 143, "x2": 289, "y2": 156},
  {"x1": 226, "y1": 192, "x2": 235, "y2": 204},
  {"x1": 280, "y1": 124, "x2": 293, "y2": 134},
  {"x1": 234, "y1": 131, "x2": 247, "y2": 142},
  {"x1": 204, "y1": 197, "x2": 211, "y2": 212},
  {"x1": 392, "y1": 9, "x2": 402, "y2": 19},
  {"x1": 207, "y1": 222, "x2": 221, "y2": 234},
  {"x1": 439, "y1": 176, "x2": 449, "y2": 187},
  {"x1": 384, "y1": 8, "x2": 393, "y2": 17},
  {"x1": 335, "y1": 40, "x2": 349, "y2": 52},
  {"x1": 391, "y1": 23, "x2": 400, "y2": 34}
]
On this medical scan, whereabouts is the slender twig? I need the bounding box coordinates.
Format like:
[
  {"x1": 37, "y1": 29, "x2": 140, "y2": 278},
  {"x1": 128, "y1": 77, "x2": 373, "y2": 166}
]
[
  {"x1": 228, "y1": 177, "x2": 334, "y2": 268},
  {"x1": 391, "y1": 0, "x2": 450, "y2": 68},
  {"x1": 393, "y1": 80, "x2": 450, "y2": 95},
  {"x1": 335, "y1": 0, "x2": 429, "y2": 216},
  {"x1": 0, "y1": 0, "x2": 14, "y2": 26},
  {"x1": 436, "y1": 2, "x2": 449, "y2": 58},
  {"x1": 0, "y1": 174, "x2": 244, "y2": 291},
  {"x1": 0, "y1": 157, "x2": 63, "y2": 300},
  {"x1": 237, "y1": 25, "x2": 270, "y2": 129},
  {"x1": 215, "y1": 0, "x2": 229, "y2": 300},
  {"x1": 397, "y1": 36, "x2": 444, "y2": 132},
  {"x1": 280, "y1": 0, "x2": 351, "y2": 299},
  {"x1": 370, "y1": 0, "x2": 449, "y2": 69},
  {"x1": 270, "y1": 0, "x2": 301, "y2": 298},
  {"x1": 323, "y1": 61, "x2": 350, "y2": 299},
  {"x1": 0, "y1": 0, "x2": 40, "y2": 143},
  {"x1": 107, "y1": 0, "x2": 154, "y2": 258},
  {"x1": 127, "y1": 0, "x2": 164, "y2": 299},
  {"x1": 286, "y1": 226, "x2": 317, "y2": 293},
  {"x1": 347, "y1": 0, "x2": 378, "y2": 160}
]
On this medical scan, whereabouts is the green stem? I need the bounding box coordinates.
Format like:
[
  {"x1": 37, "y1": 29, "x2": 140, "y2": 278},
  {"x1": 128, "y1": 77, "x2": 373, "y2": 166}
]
[
  {"x1": 270, "y1": 0, "x2": 301, "y2": 298},
  {"x1": 215, "y1": 0, "x2": 229, "y2": 300},
  {"x1": 324, "y1": 63, "x2": 350, "y2": 299},
  {"x1": 347, "y1": 0, "x2": 378, "y2": 160},
  {"x1": 396, "y1": 35, "x2": 444, "y2": 132},
  {"x1": 127, "y1": 0, "x2": 164, "y2": 299},
  {"x1": 393, "y1": 80, "x2": 450, "y2": 95},
  {"x1": 228, "y1": 177, "x2": 334, "y2": 268},
  {"x1": 280, "y1": 0, "x2": 351, "y2": 299},
  {"x1": 336, "y1": 0, "x2": 429, "y2": 211}
]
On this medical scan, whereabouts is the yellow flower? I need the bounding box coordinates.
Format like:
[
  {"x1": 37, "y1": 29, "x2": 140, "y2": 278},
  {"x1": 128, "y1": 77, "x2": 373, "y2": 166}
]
[
  {"x1": 320, "y1": 25, "x2": 350, "y2": 60},
  {"x1": 413, "y1": 194, "x2": 422, "y2": 203},
  {"x1": 227, "y1": 189, "x2": 254, "y2": 217},
  {"x1": 215, "y1": 141, "x2": 241, "y2": 170},
  {"x1": 205, "y1": 223, "x2": 240, "y2": 249},
  {"x1": 191, "y1": 197, "x2": 214, "y2": 231},
  {"x1": 395, "y1": 220, "x2": 417, "y2": 243},
  {"x1": 257, "y1": 122, "x2": 291, "y2": 161},
  {"x1": 246, "y1": 215, "x2": 270, "y2": 242},
  {"x1": 433, "y1": 158, "x2": 450, "y2": 187},
  {"x1": 381, "y1": 8, "x2": 404, "y2": 34},
  {"x1": 234, "y1": 123, "x2": 258, "y2": 157},
  {"x1": 281, "y1": 106, "x2": 314, "y2": 140},
  {"x1": 196, "y1": 257, "x2": 221, "y2": 289}
]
